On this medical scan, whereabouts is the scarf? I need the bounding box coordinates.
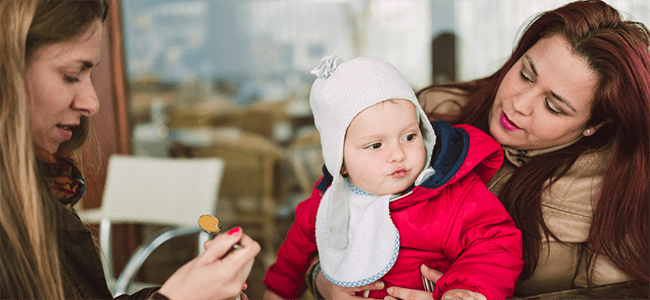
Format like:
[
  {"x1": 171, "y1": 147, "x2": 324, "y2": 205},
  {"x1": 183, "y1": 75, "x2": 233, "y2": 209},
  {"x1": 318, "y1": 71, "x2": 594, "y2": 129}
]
[{"x1": 35, "y1": 149, "x2": 85, "y2": 208}]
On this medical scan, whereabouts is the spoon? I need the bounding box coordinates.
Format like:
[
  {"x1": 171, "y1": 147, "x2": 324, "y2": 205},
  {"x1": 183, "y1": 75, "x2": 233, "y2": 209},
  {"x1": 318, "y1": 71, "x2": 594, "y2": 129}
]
[
  {"x1": 198, "y1": 214, "x2": 243, "y2": 249},
  {"x1": 198, "y1": 214, "x2": 222, "y2": 234}
]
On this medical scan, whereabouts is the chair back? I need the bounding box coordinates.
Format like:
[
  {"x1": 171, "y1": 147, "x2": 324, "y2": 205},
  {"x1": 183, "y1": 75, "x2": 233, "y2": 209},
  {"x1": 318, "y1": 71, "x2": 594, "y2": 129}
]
[
  {"x1": 100, "y1": 155, "x2": 225, "y2": 227},
  {"x1": 286, "y1": 128, "x2": 324, "y2": 197}
]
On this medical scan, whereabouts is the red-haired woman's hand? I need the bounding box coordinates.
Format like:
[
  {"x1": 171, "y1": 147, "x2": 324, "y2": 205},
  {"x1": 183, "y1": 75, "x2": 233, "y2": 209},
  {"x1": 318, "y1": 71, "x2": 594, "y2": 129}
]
[{"x1": 385, "y1": 264, "x2": 443, "y2": 300}]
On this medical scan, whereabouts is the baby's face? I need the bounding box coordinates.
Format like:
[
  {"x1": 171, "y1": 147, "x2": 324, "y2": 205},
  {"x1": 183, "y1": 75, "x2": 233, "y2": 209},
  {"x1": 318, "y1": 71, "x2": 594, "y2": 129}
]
[{"x1": 341, "y1": 99, "x2": 426, "y2": 196}]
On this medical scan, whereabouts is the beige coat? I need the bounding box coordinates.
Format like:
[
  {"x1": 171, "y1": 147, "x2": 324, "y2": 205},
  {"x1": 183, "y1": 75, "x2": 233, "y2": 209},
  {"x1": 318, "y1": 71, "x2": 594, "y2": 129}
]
[{"x1": 420, "y1": 88, "x2": 633, "y2": 296}]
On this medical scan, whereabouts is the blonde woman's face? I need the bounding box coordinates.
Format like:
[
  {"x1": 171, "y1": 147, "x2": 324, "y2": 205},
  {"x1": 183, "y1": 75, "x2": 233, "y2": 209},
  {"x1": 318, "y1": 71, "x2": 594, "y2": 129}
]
[
  {"x1": 341, "y1": 100, "x2": 426, "y2": 196},
  {"x1": 489, "y1": 34, "x2": 599, "y2": 150},
  {"x1": 26, "y1": 20, "x2": 102, "y2": 154}
]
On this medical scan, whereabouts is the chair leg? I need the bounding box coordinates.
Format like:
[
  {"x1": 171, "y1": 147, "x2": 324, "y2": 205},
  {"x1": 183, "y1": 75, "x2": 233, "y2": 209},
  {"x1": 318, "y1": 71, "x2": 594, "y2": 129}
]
[
  {"x1": 113, "y1": 227, "x2": 204, "y2": 296},
  {"x1": 99, "y1": 219, "x2": 114, "y2": 281}
]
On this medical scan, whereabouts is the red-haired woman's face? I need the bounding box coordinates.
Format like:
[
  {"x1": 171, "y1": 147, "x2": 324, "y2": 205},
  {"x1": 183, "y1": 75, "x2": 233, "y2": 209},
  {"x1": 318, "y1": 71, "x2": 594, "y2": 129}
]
[{"x1": 489, "y1": 34, "x2": 600, "y2": 150}]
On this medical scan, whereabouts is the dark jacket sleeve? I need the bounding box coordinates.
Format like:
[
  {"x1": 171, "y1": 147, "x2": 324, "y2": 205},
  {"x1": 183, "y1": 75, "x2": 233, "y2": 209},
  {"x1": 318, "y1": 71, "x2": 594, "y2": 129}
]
[
  {"x1": 59, "y1": 205, "x2": 165, "y2": 300},
  {"x1": 114, "y1": 287, "x2": 161, "y2": 299}
]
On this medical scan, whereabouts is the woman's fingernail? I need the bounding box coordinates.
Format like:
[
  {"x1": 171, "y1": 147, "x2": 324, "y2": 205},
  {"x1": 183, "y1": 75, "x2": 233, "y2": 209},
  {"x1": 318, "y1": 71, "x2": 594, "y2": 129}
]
[
  {"x1": 242, "y1": 281, "x2": 248, "y2": 290},
  {"x1": 228, "y1": 227, "x2": 241, "y2": 236},
  {"x1": 377, "y1": 281, "x2": 384, "y2": 289}
]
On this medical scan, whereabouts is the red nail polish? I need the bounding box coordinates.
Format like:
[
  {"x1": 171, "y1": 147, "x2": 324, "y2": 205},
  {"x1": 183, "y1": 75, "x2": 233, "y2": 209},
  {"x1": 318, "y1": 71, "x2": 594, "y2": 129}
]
[
  {"x1": 228, "y1": 227, "x2": 241, "y2": 236},
  {"x1": 242, "y1": 281, "x2": 248, "y2": 290}
]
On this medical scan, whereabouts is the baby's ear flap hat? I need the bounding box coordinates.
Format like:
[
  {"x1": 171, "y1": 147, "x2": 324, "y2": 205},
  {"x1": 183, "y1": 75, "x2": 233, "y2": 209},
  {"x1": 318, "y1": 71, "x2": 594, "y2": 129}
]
[
  {"x1": 310, "y1": 55, "x2": 435, "y2": 286},
  {"x1": 310, "y1": 55, "x2": 435, "y2": 249}
]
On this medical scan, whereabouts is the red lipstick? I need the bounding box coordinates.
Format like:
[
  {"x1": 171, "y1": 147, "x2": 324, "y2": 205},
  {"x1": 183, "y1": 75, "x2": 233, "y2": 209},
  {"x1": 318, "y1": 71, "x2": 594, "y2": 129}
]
[{"x1": 500, "y1": 112, "x2": 520, "y2": 131}]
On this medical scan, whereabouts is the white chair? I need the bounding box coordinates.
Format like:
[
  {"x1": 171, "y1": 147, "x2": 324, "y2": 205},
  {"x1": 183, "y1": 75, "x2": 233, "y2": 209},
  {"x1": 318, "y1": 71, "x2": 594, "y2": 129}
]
[{"x1": 77, "y1": 154, "x2": 225, "y2": 297}]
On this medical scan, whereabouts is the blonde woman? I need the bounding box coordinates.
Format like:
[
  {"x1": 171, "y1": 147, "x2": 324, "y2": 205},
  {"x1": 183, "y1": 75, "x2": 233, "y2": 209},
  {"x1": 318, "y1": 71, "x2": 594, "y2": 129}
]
[{"x1": 0, "y1": 1, "x2": 260, "y2": 299}]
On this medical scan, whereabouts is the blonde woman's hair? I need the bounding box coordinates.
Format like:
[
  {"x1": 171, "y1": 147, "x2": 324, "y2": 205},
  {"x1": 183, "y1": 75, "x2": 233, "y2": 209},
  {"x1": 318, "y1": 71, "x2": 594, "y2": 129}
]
[{"x1": 0, "y1": 1, "x2": 108, "y2": 298}]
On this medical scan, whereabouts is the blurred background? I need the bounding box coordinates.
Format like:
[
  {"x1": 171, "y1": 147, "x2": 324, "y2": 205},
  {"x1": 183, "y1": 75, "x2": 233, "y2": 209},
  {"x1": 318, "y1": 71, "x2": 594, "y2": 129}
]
[
  {"x1": 121, "y1": 0, "x2": 649, "y2": 156},
  {"x1": 84, "y1": 1, "x2": 649, "y2": 299}
]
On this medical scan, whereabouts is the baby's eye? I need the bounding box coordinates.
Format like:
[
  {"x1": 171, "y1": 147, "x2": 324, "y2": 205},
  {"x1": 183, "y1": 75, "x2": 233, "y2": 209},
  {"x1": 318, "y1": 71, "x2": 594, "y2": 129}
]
[
  {"x1": 402, "y1": 134, "x2": 416, "y2": 142},
  {"x1": 366, "y1": 142, "x2": 382, "y2": 149}
]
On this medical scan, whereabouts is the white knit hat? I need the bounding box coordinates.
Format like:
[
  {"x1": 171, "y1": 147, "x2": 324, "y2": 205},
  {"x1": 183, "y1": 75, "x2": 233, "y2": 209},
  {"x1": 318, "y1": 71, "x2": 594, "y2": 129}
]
[{"x1": 310, "y1": 55, "x2": 435, "y2": 249}]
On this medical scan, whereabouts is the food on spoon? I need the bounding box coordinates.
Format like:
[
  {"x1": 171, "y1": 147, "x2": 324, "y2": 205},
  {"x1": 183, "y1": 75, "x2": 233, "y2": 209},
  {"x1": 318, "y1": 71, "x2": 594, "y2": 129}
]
[{"x1": 198, "y1": 214, "x2": 221, "y2": 233}]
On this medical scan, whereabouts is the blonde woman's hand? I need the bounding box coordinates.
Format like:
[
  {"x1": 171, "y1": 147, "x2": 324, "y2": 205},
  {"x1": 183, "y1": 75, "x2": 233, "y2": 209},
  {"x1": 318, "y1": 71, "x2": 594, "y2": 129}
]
[
  {"x1": 234, "y1": 291, "x2": 249, "y2": 300},
  {"x1": 315, "y1": 270, "x2": 384, "y2": 299},
  {"x1": 231, "y1": 282, "x2": 250, "y2": 300},
  {"x1": 385, "y1": 264, "x2": 443, "y2": 300},
  {"x1": 158, "y1": 227, "x2": 261, "y2": 300}
]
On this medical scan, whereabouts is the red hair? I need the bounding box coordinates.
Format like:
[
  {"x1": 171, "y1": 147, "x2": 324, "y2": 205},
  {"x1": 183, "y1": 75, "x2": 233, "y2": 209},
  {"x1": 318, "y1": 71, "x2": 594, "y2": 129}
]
[{"x1": 419, "y1": 0, "x2": 649, "y2": 284}]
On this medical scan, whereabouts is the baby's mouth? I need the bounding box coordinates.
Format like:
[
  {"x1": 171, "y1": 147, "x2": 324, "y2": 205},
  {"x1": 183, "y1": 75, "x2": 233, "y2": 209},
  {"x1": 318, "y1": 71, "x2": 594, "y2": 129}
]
[{"x1": 392, "y1": 168, "x2": 408, "y2": 178}]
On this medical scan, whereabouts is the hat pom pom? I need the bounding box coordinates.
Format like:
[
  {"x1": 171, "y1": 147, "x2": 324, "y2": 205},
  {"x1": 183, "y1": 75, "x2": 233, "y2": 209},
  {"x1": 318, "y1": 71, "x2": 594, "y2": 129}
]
[{"x1": 310, "y1": 55, "x2": 343, "y2": 78}]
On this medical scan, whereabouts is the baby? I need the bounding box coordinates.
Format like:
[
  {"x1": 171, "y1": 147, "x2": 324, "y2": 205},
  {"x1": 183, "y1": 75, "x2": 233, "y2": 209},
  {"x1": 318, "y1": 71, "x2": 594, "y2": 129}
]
[{"x1": 263, "y1": 55, "x2": 523, "y2": 300}]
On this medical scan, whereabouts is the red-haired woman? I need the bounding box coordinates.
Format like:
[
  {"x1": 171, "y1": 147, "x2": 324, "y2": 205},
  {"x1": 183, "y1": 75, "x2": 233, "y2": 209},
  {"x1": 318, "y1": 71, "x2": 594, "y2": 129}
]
[{"x1": 311, "y1": 1, "x2": 649, "y2": 299}]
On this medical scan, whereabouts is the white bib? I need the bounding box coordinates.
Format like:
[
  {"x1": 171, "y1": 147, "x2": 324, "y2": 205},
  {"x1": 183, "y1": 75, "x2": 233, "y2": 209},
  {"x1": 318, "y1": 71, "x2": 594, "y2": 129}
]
[{"x1": 315, "y1": 178, "x2": 400, "y2": 287}]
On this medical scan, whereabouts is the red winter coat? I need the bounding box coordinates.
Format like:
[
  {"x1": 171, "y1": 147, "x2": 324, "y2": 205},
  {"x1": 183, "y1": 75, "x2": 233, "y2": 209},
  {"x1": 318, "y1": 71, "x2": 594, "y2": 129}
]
[{"x1": 264, "y1": 121, "x2": 523, "y2": 300}]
